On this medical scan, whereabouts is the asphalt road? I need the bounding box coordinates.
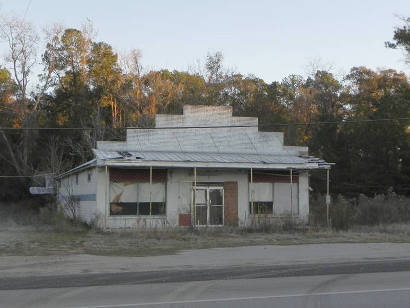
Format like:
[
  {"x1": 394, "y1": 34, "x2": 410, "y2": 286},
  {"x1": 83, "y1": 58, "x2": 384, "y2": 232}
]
[
  {"x1": 2, "y1": 261, "x2": 410, "y2": 307},
  {"x1": 1, "y1": 270, "x2": 410, "y2": 307},
  {"x1": 2, "y1": 258, "x2": 410, "y2": 290}
]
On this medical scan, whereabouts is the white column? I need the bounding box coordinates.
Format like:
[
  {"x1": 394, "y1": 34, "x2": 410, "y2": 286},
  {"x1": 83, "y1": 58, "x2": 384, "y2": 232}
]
[{"x1": 298, "y1": 171, "x2": 309, "y2": 222}]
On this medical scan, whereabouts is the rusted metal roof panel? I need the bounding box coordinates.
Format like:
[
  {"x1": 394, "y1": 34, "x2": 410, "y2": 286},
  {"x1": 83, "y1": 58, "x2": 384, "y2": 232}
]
[{"x1": 93, "y1": 149, "x2": 313, "y2": 165}]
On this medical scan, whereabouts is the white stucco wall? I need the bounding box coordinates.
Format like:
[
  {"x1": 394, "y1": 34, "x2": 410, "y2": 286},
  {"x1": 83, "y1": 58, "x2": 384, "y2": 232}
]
[
  {"x1": 58, "y1": 167, "x2": 100, "y2": 223},
  {"x1": 298, "y1": 171, "x2": 310, "y2": 222}
]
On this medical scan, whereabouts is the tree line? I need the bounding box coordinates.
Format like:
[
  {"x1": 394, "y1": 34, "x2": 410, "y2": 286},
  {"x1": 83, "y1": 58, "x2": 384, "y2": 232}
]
[{"x1": 0, "y1": 14, "x2": 409, "y2": 200}]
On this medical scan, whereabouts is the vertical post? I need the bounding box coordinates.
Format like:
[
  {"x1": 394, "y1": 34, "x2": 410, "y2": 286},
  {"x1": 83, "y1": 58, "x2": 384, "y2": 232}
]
[
  {"x1": 193, "y1": 167, "x2": 197, "y2": 226},
  {"x1": 290, "y1": 169, "x2": 293, "y2": 217},
  {"x1": 105, "y1": 165, "x2": 108, "y2": 229},
  {"x1": 149, "y1": 166, "x2": 152, "y2": 216},
  {"x1": 326, "y1": 168, "x2": 330, "y2": 228},
  {"x1": 250, "y1": 168, "x2": 254, "y2": 215}
]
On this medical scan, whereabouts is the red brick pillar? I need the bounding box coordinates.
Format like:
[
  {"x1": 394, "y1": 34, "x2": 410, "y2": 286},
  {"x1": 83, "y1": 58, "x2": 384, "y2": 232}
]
[{"x1": 224, "y1": 181, "x2": 238, "y2": 226}]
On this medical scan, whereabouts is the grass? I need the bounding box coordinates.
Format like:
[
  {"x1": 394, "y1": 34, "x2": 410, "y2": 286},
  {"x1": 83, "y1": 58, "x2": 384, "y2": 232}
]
[
  {"x1": 2, "y1": 198, "x2": 410, "y2": 257},
  {"x1": 2, "y1": 225, "x2": 410, "y2": 257}
]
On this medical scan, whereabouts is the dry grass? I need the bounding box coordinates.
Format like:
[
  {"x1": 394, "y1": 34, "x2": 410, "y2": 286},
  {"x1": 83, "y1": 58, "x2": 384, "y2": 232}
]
[
  {"x1": 2, "y1": 224, "x2": 410, "y2": 257},
  {"x1": 2, "y1": 199, "x2": 410, "y2": 257}
]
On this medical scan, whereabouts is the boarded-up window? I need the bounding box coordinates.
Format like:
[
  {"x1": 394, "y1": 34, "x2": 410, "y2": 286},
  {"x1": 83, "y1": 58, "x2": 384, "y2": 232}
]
[
  {"x1": 249, "y1": 182, "x2": 299, "y2": 216},
  {"x1": 274, "y1": 183, "x2": 298, "y2": 216},
  {"x1": 109, "y1": 168, "x2": 166, "y2": 216},
  {"x1": 249, "y1": 183, "x2": 273, "y2": 214}
]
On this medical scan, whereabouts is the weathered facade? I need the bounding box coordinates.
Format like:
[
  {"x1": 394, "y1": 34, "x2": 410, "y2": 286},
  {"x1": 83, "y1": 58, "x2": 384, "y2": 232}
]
[{"x1": 57, "y1": 105, "x2": 331, "y2": 229}]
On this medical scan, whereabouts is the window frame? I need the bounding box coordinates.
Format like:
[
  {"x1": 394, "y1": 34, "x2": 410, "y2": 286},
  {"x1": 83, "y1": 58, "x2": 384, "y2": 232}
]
[
  {"x1": 249, "y1": 178, "x2": 299, "y2": 217},
  {"x1": 108, "y1": 168, "x2": 167, "y2": 217}
]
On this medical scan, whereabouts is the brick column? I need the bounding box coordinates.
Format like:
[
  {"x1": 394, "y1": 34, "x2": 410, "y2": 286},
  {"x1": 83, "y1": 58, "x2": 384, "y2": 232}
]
[{"x1": 224, "y1": 181, "x2": 238, "y2": 226}]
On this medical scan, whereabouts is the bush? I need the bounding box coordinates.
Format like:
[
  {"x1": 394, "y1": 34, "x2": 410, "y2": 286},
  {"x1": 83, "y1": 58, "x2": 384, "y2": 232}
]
[
  {"x1": 330, "y1": 195, "x2": 353, "y2": 230},
  {"x1": 310, "y1": 192, "x2": 410, "y2": 230},
  {"x1": 0, "y1": 198, "x2": 89, "y2": 232}
]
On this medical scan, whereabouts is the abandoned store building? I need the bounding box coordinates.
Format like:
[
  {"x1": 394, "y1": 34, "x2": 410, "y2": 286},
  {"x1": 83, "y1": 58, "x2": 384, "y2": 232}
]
[{"x1": 57, "y1": 105, "x2": 331, "y2": 229}]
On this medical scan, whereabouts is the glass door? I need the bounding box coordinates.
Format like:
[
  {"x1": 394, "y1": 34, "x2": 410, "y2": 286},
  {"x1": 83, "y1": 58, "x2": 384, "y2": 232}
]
[
  {"x1": 209, "y1": 188, "x2": 224, "y2": 225},
  {"x1": 194, "y1": 187, "x2": 208, "y2": 226},
  {"x1": 194, "y1": 186, "x2": 224, "y2": 226}
]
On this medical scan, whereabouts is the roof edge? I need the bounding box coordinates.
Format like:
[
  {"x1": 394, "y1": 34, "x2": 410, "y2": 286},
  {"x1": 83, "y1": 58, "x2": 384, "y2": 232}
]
[{"x1": 57, "y1": 159, "x2": 97, "y2": 179}]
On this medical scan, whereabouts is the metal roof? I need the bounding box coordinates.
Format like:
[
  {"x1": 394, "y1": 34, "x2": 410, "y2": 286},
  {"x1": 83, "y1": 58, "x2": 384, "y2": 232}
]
[
  {"x1": 58, "y1": 106, "x2": 333, "y2": 177},
  {"x1": 92, "y1": 149, "x2": 332, "y2": 170}
]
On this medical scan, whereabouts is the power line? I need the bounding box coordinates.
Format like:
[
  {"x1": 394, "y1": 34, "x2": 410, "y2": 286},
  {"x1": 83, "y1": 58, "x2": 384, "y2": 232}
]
[
  {"x1": 264, "y1": 117, "x2": 410, "y2": 127},
  {"x1": 23, "y1": 0, "x2": 33, "y2": 20},
  {"x1": 0, "y1": 117, "x2": 408, "y2": 131},
  {"x1": 0, "y1": 174, "x2": 52, "y2": 178}
]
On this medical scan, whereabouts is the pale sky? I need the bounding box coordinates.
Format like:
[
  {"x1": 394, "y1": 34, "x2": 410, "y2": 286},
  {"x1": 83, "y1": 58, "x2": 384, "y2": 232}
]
[{"x1": 1, "y1": 0, "x2": 409, "y2": 82}]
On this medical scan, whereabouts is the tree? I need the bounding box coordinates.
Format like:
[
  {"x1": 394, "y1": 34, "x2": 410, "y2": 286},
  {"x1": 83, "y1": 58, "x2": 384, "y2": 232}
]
[
  {"x1": 386, "y1": 17, "x2": 410, "y2": 64},
  {"x1": 0, "y1": 14, "x2": 38, "y2": 116},
  {"x1": 339, "y1": 67, "x2": 410, "y2": 195},
  {"x1": 0, "y1": 15, "x2": 40, "y2": 178}
]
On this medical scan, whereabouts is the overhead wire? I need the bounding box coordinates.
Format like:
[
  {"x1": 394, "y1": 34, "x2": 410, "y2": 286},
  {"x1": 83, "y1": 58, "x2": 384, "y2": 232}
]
[{"x1": 0, "y1": 117, "x2": 408, "y2": 131}]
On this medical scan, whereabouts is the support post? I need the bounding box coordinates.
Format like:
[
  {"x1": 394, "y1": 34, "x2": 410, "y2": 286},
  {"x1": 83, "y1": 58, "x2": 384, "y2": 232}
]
[
  {"x1": 193, "y1": 167, "x2": 197, "y2": 226},
  {"x1": 290, "y1": 169, "x2": 293, "y2": 217},
  {"x1": 105, "y1": 165, "x2": 108, "y2": 229},
  {"x1": 149, "y1": 166, "x2": 152, "y2": 216},
  {"x1": 326, "y1": 168, "x2": 330, "y2": 228},
  {"x1": 250, "y1": 168, "x2": 254, "y2": 215}
]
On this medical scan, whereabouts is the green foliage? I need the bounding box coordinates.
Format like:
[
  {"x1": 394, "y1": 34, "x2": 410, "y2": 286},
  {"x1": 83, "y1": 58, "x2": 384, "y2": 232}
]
[
  {"x1": 386, "y1": 17, "x2": 410, "y2": 56},
  {"x1": 310, "y1": 193, "x2": 410, "y2": 230}
]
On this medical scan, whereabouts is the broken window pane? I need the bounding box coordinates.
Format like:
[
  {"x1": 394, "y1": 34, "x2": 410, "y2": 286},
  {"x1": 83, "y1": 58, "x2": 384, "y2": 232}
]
[
  {"x1": 195, "y1": 189, "x2": 207, "y2": 204},
  {"x1": 249, "y1": 202, "x2": 273, "y2": 215},
  {"x1": 209, "y1": 189, "x2": 223, "y2": 205},
  {"x1": 110, "y1": 203, "x2": 137, "y2": 215},
  {"x1": 250, "y1": 183, "x2": 274, "y2": 215},
  {"x1": 151, "y1": 202, "x2": 166, "y2": 215}
]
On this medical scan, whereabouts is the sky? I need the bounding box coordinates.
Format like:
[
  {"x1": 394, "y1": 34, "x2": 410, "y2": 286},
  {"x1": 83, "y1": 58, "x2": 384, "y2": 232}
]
[{"x1": 0, "y1": 0, "x2": 409, "y2": 83}]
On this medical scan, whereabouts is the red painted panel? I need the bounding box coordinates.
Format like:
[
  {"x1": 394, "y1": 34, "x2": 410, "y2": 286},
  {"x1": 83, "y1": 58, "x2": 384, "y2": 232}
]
[
  {"x1": 110, "y1": 168, "x2": 167, "y2": 183},
  {"x1": 224, "y1": 181, "x2": 238, "y2": 226},
  {"x1": 179, "y1": 214, "x2": 191, "y2": 226},
  {"x1": 249, "y1": 173, "x2": 299, "y2": 183}
]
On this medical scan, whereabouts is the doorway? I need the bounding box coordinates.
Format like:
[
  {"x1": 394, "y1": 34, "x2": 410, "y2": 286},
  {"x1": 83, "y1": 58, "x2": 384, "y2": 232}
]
[{"x1": 193, "y1": 185, "x2": 224, "y2": 226}]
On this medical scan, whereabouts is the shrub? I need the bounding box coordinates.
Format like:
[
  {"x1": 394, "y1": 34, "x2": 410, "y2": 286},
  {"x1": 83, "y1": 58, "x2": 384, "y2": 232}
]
[
  {"x1": 330, "y1": 195, "x2": 353, "y2": 230},
  {"x1": 310, "y1": 192, "x2": 410, "y2": 229}
]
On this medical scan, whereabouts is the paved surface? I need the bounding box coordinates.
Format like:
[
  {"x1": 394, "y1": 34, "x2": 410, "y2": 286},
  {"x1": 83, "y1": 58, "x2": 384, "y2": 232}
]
[
  {"x1": 1, "y1": 242, "x2": 410, "y2": 278},
  {"x1": 1, "y1": 271, "x2": 410, "y2": 307},
  {"x1": 2, "y1": 243, "x2": 410, "y2": 307},
  {"x1": 2, "y1": 258, "x2": 410, "y2": 290}
]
